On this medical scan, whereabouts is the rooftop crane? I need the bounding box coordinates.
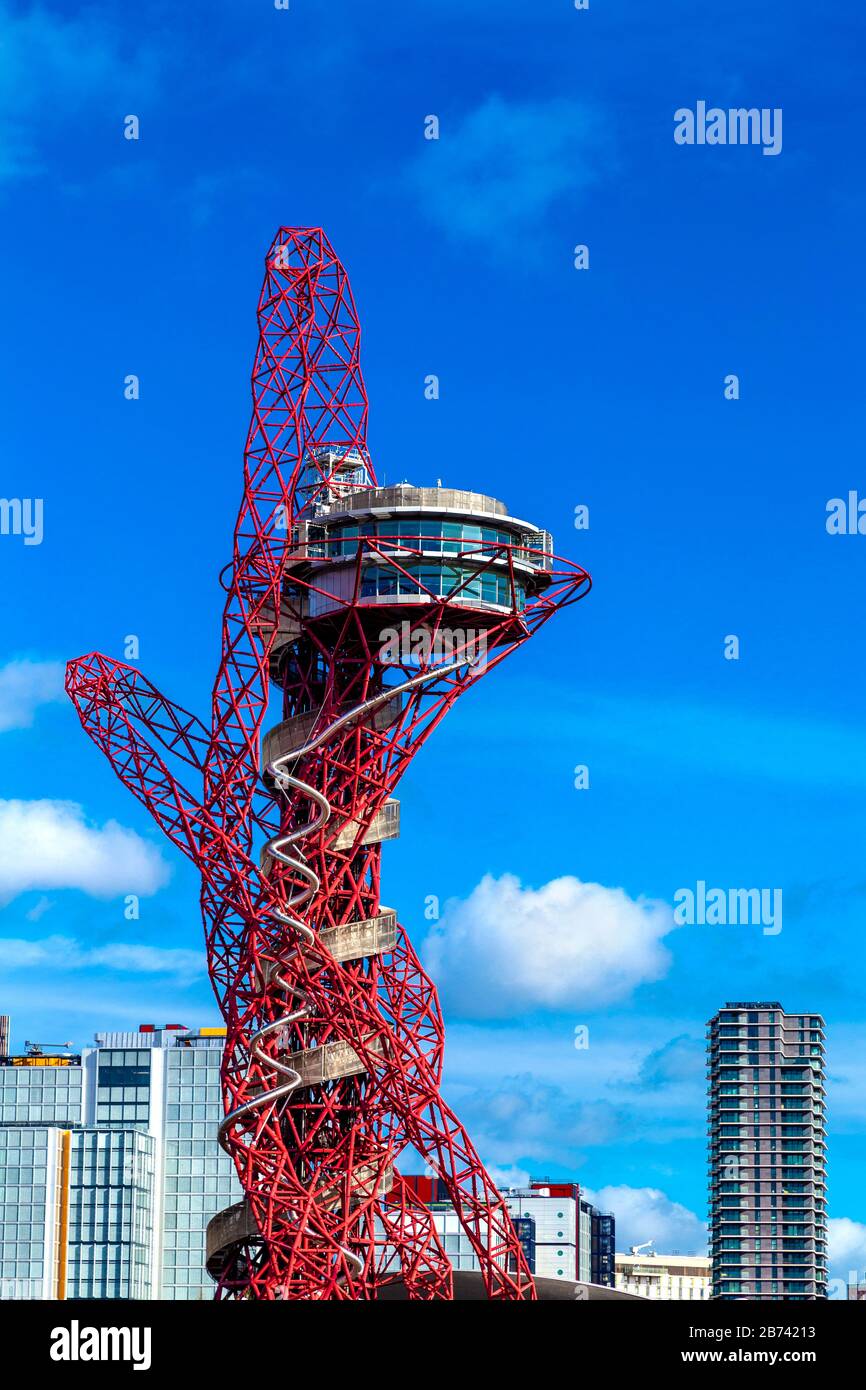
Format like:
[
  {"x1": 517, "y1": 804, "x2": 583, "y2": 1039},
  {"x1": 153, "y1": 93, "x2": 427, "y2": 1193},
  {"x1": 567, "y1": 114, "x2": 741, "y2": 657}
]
[{"x1": 24, "y1": 1040, "x2": 73, "y2": 1057}]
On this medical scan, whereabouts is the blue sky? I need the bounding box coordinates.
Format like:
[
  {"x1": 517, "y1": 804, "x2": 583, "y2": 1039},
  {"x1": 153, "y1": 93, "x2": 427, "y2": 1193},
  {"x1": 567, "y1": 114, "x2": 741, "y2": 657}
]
[{"x1": 1, "y1": 0, "x2": 865, "y2": 1282}]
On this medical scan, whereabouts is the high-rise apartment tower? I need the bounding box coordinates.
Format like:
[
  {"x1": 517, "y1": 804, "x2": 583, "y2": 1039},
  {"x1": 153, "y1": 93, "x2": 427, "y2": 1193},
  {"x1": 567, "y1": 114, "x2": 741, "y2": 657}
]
[{"x1": 707, "y1": 1002, "x2": 827, "y2": 1300}]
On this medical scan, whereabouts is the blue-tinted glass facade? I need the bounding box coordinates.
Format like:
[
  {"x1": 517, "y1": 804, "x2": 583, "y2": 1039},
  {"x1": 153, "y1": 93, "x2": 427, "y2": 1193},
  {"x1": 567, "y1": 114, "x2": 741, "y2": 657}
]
[
  {"x1": 0, "y1": 1028, "x2": 241, "y2": 1300},
  {"x1": 67, "y1": 1129, "x2": 155, "y2": 1300},
  {"x1": 161, "y1": 1045, "x2": 239, "y2": 1300},
  {"x1": 321, "y1": 519, "x2": 542, "y2": 561},
  {"x1": 0, "y1": 1127, "x2": 50, "y2": 1298},
  {"x1": 359, "y1": 561, "x2": 525, "y2": 609},
  {"x1": 0, "y1": 1062, "x2": 82, "y2": 1126},
  {"x1": 95, "y1": 1050, "x2": 151, "y2": 1129}
]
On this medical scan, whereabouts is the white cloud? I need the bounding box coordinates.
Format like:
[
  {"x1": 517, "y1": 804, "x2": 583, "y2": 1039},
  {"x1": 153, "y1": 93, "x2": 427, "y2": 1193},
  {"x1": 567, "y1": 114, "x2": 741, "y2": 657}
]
[
  {"x1": 636, "y1": 1033, "x2": 704, "y2": 1088},
  {"x1": 444, "y1": 1018, "x2": 707, "y2": 1153},
  {"x1": 0, "y1": 800, "x2": 170, "y2": 901},
  {"x1": 405, "y1": 95, "x2": 611, "y2": 246},
  {"x1": 0, "y1": 3, "x2": 160, "y2": 183},
  {"x1": 828, "y1": 1217, "x2": 866, "y2": 1291},
  {"x1": 0, "y1": 659, "x2": 64, "y2": 731},
  {"x1": 463, "y1": 1075, "x2": 627, "y2": 1168},
  {"x1": 0, "y1": 934, "x2": 203, "y2": 983},
  {"x1": 586, "y1": 1185, "x2": 707, "y2": 1257},
  {"x1": 826, "y1": 1025, "x2": 866, "y2": 1131},
  {"x1": 487, "y1": 1164, "x2": 532, "y2": 1192},
  {"x1": 423, "y1": 873, "x2": 677, "y2": 1018}
]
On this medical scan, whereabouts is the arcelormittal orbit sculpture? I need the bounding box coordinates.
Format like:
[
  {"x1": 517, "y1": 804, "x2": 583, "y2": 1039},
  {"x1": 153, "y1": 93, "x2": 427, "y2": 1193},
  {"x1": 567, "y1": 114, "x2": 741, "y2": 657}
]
[{"x1": 66, "y1": 228, "x2": 591, "y2": 1299}]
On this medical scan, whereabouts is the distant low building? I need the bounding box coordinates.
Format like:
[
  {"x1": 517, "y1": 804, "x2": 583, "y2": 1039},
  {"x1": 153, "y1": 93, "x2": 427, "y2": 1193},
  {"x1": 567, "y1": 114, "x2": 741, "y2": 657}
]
[
  {"x1": 402, "y1": 1175, "x2": 615, "y2": 1286},
  {"x1": 615, "y1": 1251, "x2": 711, "y2": 1300}
]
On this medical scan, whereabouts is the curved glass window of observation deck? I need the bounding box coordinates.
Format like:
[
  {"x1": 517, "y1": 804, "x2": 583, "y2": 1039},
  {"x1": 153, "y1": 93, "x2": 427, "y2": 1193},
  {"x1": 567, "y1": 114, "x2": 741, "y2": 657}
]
[
  {"x1": 358, "y1": 561, "x2": 526, "y2": 609},
  {"x1": 324, "y1": 519, "x2": 548, "y2": 564}
]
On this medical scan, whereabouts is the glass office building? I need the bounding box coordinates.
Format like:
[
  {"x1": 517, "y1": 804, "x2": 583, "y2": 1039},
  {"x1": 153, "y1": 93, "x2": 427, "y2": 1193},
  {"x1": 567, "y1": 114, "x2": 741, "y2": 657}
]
[
  {"x1": 0, "y1": 1024, "x2": 240, "y2": 1300},
  {"x1": 66, "y1": 1129, "x2": 156, "y2": 1300},
  {"x1": 162, "y1": 1041, "x2": 239, "y2": 1298}
]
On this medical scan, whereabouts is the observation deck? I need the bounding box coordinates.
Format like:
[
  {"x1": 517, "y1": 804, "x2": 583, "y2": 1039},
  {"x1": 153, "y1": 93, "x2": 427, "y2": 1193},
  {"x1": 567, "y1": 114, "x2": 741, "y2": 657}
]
[{"x1": 279, "y1": 481, "x2": 555, "y2": 623}]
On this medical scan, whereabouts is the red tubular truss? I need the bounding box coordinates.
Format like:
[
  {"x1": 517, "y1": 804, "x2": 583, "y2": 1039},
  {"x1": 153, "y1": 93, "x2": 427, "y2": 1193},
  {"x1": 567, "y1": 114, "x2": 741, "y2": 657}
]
[{"x1": 66, "y1": 228, "x2": 591, "y2": 1299}]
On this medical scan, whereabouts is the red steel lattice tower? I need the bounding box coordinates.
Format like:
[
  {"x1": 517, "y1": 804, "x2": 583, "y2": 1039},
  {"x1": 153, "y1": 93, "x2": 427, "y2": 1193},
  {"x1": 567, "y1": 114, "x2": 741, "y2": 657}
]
[{"x1": 66, "y1": 228, "x2": 591, "y2": 1299}]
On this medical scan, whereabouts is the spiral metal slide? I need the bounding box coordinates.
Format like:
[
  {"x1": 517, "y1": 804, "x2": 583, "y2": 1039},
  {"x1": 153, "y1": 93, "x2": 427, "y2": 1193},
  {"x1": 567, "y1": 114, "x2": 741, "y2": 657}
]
[{"x1": 217, "y1": 659, "x2": 468, "y2": 1284}]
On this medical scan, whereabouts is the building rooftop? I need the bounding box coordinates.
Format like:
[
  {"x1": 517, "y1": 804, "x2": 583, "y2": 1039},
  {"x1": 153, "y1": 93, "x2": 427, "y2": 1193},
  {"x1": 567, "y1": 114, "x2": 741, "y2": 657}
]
[
  {"x1": 616, "y1": 1252, "x2": 710, "y2": 1265},
  {"x1": 94, "y1": 1024, "x2": 226, "y2": 1049},
  {"x1": 722, "y1": 1001, "x2": 784, "y2": 1009}
]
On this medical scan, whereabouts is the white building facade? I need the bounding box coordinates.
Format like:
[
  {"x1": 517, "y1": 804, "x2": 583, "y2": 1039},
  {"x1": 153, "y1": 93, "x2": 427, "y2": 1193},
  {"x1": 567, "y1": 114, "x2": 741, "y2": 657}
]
[
  {"x1": 615, "y1": 1252, "x2": 711, "y2": 1300},
  {"x1": 404, "y1": 1178, "x2": 615, "y2": 1286}
]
